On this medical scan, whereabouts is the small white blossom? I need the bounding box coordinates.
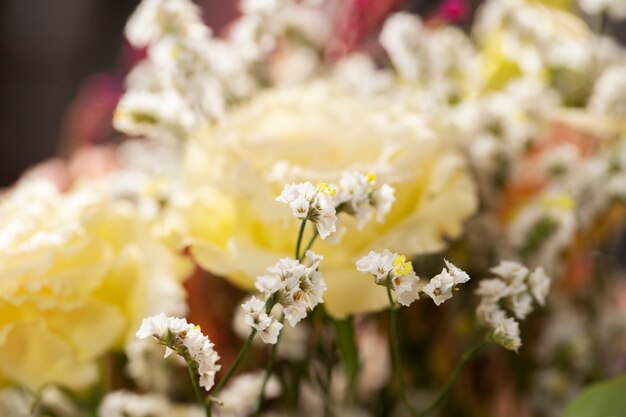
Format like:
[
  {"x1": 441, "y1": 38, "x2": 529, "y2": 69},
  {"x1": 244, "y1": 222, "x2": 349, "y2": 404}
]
[
  {"x1": 528, "y1": 267, "x2": 551, "y2": 306},
  {"x1": 136, "y1": 314, "x2": 221, "y2": 390},
  {"x1": 509, "y1": 292, "x2": 535, "y2": 320},
  {"x1": 476, "y1": 262, "x2": 552, "y2": 351},
  {"x1": 244, "y1": 252, "x2": 326, "y2": 335},
  {"x1": 242, "y1": 296, "x2": 284, "y2": 344},
  {"x1": 125, "y1": 0, "x2": 209, "y2": 48},
  {"x1": 490, "y1": 312, "x2": 522, "y2": 352},
  {"x1": 113, "y1": 90, "x2": 196, "y2": 140},
  {"x1": 355, "y1": 249, "x2": 396, "y2": 284},
  {"x1": 335, "y1": 172, "x2": 395, "y2": 229},
  {"x1": 216, "y1": 371, "x2": 281, "y2": 417},
  {"x1": 98, "y1": 391, "x2": 174, "y2": 417},
  {"x1": 475, "y1": 278, "x2": 511, "y2": 301},
  {"x1": 423, "y1": 260, "x2": 470, "y2": 306},
  {"x1": 233, "y1": 299, "x2": 309, "y2": 360},
  {"x1": 422, "y1": 271, "x2": 455, "y2": 306},
  {"x1": 356, "y1": 251, "x2": 420, "y2": 307},
  {"x1": 276, "y1": 182, "x2": 337, "y2": 239}
]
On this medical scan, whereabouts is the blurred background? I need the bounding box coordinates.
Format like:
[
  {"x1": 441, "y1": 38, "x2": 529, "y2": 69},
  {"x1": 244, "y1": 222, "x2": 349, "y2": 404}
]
[{"x1": 1, "y1": 0, "x2": 626, "y2": 187}]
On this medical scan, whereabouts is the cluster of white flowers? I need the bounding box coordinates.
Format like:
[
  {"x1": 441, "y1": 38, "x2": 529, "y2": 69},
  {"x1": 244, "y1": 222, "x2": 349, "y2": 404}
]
[
  {"x1": 423, "y1": 260, "x2": 471, "y2": 306},
  {"x1": 380, "y1": 12, "x2": 479, "y2": 102},
  {"x1": 234, "y1": 298, "x2": 309, "y2": 360},
  {"x1": 334, "y1": 172, "x2": 396, "y2": 229},
  {"x1": 116, "y1": 0, "x2": 221, "y2": 139},
  {"x1": 215, "y1": 371, "x2": 281, "y2": 417},
  {"x1": 276, "y1": 172, "x2": 395, "y2": 239},
  {"x1": 98, "y1": 391, "x2": 174, "y2": 417},
  {"x1": 243, "y1": 251, "x2": 326, "y2": 343},
  {"x1": 476, "y1": 261, "x2": 552, "y2": 351},
  {"x1": 474, "y1": 0, "x2": 594, "y2": 76},
  {"x1": 116, "y1": 0, "x2": 332, "y2": 141},
  {"x1": 136, "y1": 314, "x2": 221, "y2": 390},
  {"x1": 356, "y1": 250, "x2": 420, "y2": 307},
  {"x1": 276, "y1": 182, "x2": 338, "y2": 239}
]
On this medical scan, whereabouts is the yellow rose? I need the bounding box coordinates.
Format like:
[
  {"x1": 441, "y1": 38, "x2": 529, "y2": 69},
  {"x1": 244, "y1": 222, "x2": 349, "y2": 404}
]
[
  {"x1": 175, "y1": 82, "x2": 477, "y2": 318},
  {"x1": 0, "y1": 180, "x2": 190, "y2": 392}
]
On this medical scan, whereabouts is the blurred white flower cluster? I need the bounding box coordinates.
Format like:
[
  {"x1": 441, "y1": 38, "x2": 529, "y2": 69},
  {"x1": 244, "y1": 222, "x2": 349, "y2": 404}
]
[{"x1": 476, "y1": 261, "x2": 551, "y2": 350}]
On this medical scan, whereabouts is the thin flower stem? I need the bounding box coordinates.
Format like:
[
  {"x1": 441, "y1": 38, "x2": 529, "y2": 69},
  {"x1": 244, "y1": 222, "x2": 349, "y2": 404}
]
[
  {"x1": 212, "y1": 328, "x2": 257, "y2": 398},
  {"x1": 295, "y1": 219, "x2": 308, "y2": 259},
  {"x1": 417, "y1": 335, "x2": 486, "y2": 417},
  {"x1": 253, "y1": 314, "x2": 286, "y2": 416},
  {"x1": 185, "y1": 356, "x2": 211, "y2": 417},
  {"x1": 386, "y1": 286, "x2": 416, "y2": 417},
  {"x1": 299, "y1": 229, "x2": 319, "y2": 262}
]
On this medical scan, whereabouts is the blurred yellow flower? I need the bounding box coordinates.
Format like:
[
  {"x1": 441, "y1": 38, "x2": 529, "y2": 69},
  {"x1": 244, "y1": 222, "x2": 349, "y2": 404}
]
[
  {"x1": 0, "y1": 180, "x2": 190, "y2": 392},
  {"x1": 173, "y1": 83, "x2": 477, "y2": 318}
]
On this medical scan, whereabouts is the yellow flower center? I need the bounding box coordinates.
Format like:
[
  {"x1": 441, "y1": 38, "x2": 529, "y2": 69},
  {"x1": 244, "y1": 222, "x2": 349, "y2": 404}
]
[
  {"x1": 317, "y1": 182, "x2": 337, "y2": 196},
  {"x1": 366, "y1": 172, "x2": 377, "y2": 183},
  {"x1": 393, "y1": 255, "x2": 413, "y2": 276}
]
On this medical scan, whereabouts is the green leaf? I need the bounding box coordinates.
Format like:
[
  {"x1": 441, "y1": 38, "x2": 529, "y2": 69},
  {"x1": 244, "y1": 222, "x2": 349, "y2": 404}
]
[{"x1": 563, "y1": 374, "x2": 626, "y2": 417}]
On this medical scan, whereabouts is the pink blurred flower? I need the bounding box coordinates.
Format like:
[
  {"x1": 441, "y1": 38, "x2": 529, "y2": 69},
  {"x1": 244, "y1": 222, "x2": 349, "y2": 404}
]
[{"x1": 437, "y1": 0, "x2": 469, "y2": 23}]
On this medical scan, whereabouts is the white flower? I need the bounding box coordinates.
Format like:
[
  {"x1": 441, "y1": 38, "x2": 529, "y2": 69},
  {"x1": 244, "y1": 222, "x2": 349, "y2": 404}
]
[
  {"x1": 136, "y1": 314, "x2": 221, "y2": 390},
  {"x1": 244, "y1": 252, "x2": 326, "y2": 333},
  {"x1": 113, "y1": 90, "x2": 196, "y2": 140},
  {"x1": 335, "y1": 172, "x2": 395, "y2": 229},
  {"x1": 233, "y1": 299, "x2": 310, "y2": 360},
  {"x1": 528, "y1": 267, "x2": 551, "y2": 306},
  {"x1": 509, "y1": 293, "x2": 534, "y2": 320},
  {"x1": 475, "y1": 279, "x2": 510, "y2": 301},
  {"x1": 355, "y1": 250, "x2": 396, "y2": 284},
  {"x1": 475, "y1": 261, "x2": 552, "y2": 351},
  {"x1": 490, "y1": 313, "x2": 522, "y2": 352},
  {"x1": 490, "y1": 260, "x2": 529, "y2": 283},
  {"x1": 125, "y1": 0, "x2": 209, "y2": 48},
  {"x1": 241, "y1": 296, "x2": 284, "y2": 344},
  {"x1": 444, "y1": 259, "x2": 470, "y2": 284},
  {"x1": 356, "y1": 251, "x2": 420, "y2": 307},
  {"x1": 276, "y1": 182, "x2": 337, "y2": 239},
  {"x1": 423, "y1": 260, "x2": 470, "y2": 306},
  {"x1": 98, "y1": 390, "x2": 174, "y2": 417},
  {"x1": 216, "y1": 371, "x2": 281, "y2": 417},
  {"x1": 379, "y1": 13, "x2": 423, "y2": 82},
  {"x1": 422, "y1": 271, "x2": 455, "y2": 306}
]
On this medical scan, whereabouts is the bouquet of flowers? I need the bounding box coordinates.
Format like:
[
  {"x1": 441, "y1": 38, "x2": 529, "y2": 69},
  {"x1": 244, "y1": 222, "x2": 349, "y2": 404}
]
[{"x1": 2, "y1": 0, "x2": 626, "y2": 416}]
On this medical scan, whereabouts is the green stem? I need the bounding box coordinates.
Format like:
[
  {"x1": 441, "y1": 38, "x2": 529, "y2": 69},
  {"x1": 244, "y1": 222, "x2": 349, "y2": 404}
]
[
  {"x1": 386, "y1": 286, "x2": 416, "y2": 417},
  {"x1": 185, "y1": 356, "x2": 211, "y2": 417},
  {"x1": 295, "y1": 219, "x2": 307, "y2": 259},
  {"x1": 333, "y1": 317, "x2": 359, "y2": 401},
  {"x1": 298, "y1": 229, "x2": 319, "y2": 262},
  {"x1": 417, "y1": 335, "x2": 486, "y2": 417},
  {"x1": 253, "y1": 315, "x2": 285, "y2": 416},
  {"x1": 212, "y1": 329, "x2": 257, "y2": 397}
]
